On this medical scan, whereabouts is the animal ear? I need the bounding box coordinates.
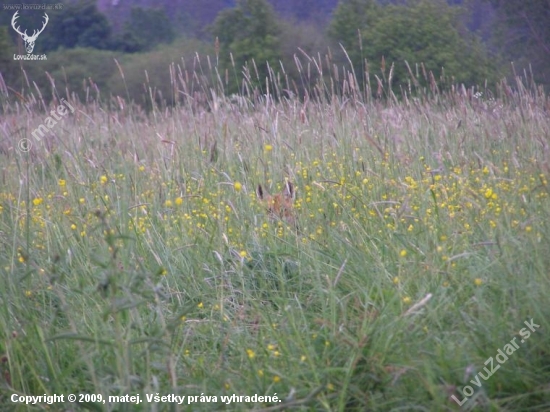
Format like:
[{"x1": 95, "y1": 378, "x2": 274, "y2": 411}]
[
  {"x1": 283, "y1": 181, "x2": 294, "y2": 200},
  {"x1": 256, "y1": 184, "x2": 265, "y2": 200}
]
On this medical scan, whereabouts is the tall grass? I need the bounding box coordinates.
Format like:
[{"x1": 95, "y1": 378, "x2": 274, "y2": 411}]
[{"x1": 0, "y1": 52, "x2": 549, "y2": 411}]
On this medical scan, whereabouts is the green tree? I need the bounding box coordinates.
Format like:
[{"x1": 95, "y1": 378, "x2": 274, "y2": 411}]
[
  {"x1": 328, "y1": 0, "x2": 379, "y2": 66},
  {"x1": 41, "y1": 0, "x2": 112, "y2": 51},
  {"x1": 329, "y1": 0, "x2": 499, "y2": 92},
  {"x1": 488, "y1": 0, "x2": 550, "y2": 88},
  {"x1": 113, "y1": 7, "x2": 176, "y2": 53},
  {"x1": 211, "y1": 0, "x2": 282, "y2": 93}
]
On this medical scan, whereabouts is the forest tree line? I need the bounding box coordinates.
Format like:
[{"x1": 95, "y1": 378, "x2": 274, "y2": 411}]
[{"x1": 0, "y1": 0, "x2": 548, "y2": 104}]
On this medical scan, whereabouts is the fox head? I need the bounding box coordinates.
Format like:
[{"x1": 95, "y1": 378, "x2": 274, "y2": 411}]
[{"x1": 256, "y1": 181, "x2": 296, "y2": 225}]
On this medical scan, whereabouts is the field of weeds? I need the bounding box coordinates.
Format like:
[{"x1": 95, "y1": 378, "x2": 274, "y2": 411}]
[{"x1": 1, "y1": 66, "x2": 549, "y2": 411}]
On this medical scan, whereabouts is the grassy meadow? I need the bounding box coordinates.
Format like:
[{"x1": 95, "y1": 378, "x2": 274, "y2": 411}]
[{"x1": 0, "y1": 60, "x2": 549, "y2": 411}]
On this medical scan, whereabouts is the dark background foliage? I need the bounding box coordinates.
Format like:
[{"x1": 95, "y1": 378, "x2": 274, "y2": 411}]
[{"x1": 1, "y1": 0, "x2": 548, "y2": 102}]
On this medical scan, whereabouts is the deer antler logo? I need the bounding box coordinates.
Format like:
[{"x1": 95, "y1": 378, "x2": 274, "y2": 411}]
[{"x1": 11, "y1": 11, "x2": 49, "y2": 54}]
